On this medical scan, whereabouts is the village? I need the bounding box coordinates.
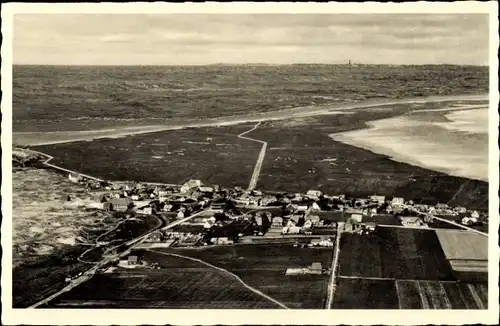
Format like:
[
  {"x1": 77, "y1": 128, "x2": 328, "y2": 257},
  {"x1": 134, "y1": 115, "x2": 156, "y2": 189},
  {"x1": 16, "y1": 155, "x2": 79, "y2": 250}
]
[{"x1": 65, "y1": 172, "x2": 489, "y2": 277}]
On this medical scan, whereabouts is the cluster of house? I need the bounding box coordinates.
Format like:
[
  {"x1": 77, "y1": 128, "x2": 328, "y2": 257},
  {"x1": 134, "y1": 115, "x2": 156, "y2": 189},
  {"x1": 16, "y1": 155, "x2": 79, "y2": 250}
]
[{"x1": 69, "y1": 173, "x2": 487, "y2": 237}]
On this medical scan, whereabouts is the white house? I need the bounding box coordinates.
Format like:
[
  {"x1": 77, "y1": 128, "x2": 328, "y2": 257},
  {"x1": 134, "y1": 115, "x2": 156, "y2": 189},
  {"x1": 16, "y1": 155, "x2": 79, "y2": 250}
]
[
  {"x1": 391, "y1": 197, "x2": 405, "y2": 206},
  {"x1": 306, "y1": 190, "x2": 322, "y2": 200},
  {"x1": 180, "y1": 179, "x2": 203, "y2": 193}
]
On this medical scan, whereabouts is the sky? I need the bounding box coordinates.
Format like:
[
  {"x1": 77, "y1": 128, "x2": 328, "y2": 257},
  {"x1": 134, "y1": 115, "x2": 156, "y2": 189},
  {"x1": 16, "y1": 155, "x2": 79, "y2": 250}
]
[{"x1": 13, "y1": 14, "x2": 490, "y2": 65}]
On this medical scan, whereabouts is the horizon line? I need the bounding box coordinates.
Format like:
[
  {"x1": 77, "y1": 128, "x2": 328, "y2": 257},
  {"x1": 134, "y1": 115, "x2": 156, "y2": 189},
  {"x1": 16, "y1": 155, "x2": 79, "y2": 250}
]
[{"x1": 13, "y1": 63, "x2": 489, "y2": 67}]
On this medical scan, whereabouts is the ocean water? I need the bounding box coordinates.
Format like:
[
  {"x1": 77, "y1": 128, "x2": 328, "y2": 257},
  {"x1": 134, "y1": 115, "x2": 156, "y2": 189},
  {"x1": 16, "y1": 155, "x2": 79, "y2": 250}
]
[
  {"x1": 13, "y1": 64, "x2": 488, "y2": 132},
  {"x1": 331, "y1": 106, "x2": 489, "y2": 182}
]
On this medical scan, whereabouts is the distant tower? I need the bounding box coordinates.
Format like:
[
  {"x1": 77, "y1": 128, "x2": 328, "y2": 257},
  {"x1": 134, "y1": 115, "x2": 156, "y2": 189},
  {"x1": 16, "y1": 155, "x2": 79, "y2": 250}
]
[{"x1": 348, "y1": 60, "x2": 352, "y2": 65}]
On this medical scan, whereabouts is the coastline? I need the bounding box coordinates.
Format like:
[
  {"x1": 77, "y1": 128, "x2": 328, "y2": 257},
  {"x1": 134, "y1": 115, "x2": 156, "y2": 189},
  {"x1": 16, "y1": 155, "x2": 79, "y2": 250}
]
[
  {"x1": 330, "y1": 105, "x2": 489, "y2": 183},
  {"x1": 13, "y1": 93, "x2": 488, "y2": 146}
]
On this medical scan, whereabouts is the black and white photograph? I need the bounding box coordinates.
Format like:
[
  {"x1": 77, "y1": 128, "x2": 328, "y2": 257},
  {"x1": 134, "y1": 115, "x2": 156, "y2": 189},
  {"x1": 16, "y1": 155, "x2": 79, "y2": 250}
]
[{"x1": 1, "y1": 2, "x2": 498, "y2": 325}]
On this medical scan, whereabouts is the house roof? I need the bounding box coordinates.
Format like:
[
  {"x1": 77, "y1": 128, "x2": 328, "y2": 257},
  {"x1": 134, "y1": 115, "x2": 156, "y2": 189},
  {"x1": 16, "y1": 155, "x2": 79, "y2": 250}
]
[
  {"x1": 310, "y1": 262, "x2": 322, "y2": 270},
  {"x1": 128, "y1": 256, "x2": 138, "y2": 262},
  {"x1": 109, "y1": 197, "x2": 133, "y2": 206}
]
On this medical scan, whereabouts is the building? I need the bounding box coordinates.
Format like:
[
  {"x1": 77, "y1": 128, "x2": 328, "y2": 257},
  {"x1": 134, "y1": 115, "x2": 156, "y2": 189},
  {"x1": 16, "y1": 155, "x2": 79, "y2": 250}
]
[
  {"x1": 199, "y1": 186, "x2": 214, "y2": 194},
  {"x1": 128, "y1": 256, "x2": 138, "y2": 266},
  {"x1": 68, "y1": 173, "x2": 83, "y2": 183},
  {"x1": 310, "y1": 202, "x2": 321, "y2": 212},
  {"x1": 370, "y1": 195, "x2": 386, "y2": 204},
  {"x1": 306, "y1": 190, "x2": 322, "y2": 200},
  {"x1": 307, "y1": 215, "x2": 320, "y2": 225},
  {"x1": 180, "y1": 179, "x2": 203, "y2": 193},
  {"x1": 391, "y1": 197, "x2": 405, "y2": 207},
  {"x1": 272, "y1": 216, "x2": 283, "y2": 227},
  {"x1": 309, "y1": 262, "x2": 323, "y2": 274},
  {"x1": 107, "y1": 197, "x2": 134, "y2": 212},
  {"x1": 139, "y1": 207, "x2": 153, "y2": 215},
  {"x1": 350, "y1": 214, "x2": 363, "y2": 223},
  {"x1": 471, "y1": 211, "x2": 480, "y2": 219},
  {"x1": 400, "y1": 217, "x2": 427, "y2": 228}
]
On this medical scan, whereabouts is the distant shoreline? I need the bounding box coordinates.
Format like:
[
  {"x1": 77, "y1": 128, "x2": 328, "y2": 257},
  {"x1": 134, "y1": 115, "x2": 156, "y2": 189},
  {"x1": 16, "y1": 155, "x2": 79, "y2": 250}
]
[
  {"x1": 13, "y1": 93, "x2": 488, "y2": 147},
  {"x1": 330, "y1": 105, "x2": 489, "y2": 182}
]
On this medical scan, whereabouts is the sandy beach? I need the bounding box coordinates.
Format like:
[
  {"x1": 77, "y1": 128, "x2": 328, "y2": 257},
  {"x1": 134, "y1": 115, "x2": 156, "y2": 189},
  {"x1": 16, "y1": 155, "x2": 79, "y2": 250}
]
[
  {"x1": 331, "y1": 104, "x2": 489, "y2": 182},
  {"x1": 13, "y1": 93, "x2": 487, "y2": 146}
]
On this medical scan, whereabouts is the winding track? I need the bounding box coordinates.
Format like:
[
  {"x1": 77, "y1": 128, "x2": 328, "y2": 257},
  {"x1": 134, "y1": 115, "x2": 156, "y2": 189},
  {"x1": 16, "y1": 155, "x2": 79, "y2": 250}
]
[{"x1": 148, "y1": 249, "x2": 289, "y2": 309}]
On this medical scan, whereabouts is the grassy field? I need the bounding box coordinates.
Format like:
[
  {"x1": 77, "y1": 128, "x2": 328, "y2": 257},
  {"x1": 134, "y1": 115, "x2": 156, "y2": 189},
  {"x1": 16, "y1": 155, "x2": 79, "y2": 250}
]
[
  {"x1": 396, "y1": 280, "x2": 488, "y2": 309},
  {"x1": 34, "y1": 124, "x2": 261, "y2": 187},
  {"x1": 337, "y1": 227, "x2": 455, "y2": 280},
  {"x1": 13, "y1": 64, "x2": 488, "y2": 132},
  {"x1": 332, "y1": 278, "x2": 399, "y2": 309},
  {"x1": 435, "y1": 230, "x2": 488, "y2": 261},
  {"x1": 31, "y1": 102, "x2": 488, "y2": 210},
  {"x1": 149, "y1": 244, "x2": 333, "y2": 308},
  {"x1": 46, "y1": 254, "x2": 278, "y2": 309},
  {"x1": 333, "y1": 278, "x2": 488, "y2": 309}
]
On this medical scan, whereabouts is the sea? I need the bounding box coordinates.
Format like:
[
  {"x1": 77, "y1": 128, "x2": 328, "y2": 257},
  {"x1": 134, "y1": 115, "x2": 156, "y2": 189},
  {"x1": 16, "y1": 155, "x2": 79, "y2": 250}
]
[{"x1": 12, "y1": 64, "x2": 490, "y2": 182}]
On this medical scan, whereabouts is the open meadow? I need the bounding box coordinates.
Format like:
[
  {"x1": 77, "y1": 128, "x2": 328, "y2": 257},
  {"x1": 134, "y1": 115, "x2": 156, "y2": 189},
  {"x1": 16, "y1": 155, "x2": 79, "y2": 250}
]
[
  {"x1": 337, "y1": 227, "x2": 456, "y2": 280},
  {"x1": 332, "y1": 225, "x2": 488, "y2": 309},
  {"x1": 333, "y1": 279, "x2": 488, "y2": 309},
  {"x1": 32, "y1": 100, "x2": 488, "y2": 209},
  {"x1": 46, "y1": 254, "x2": 279, "y2": 309},
  {"x1": 34, "y1": 124, "x2": 261, "y2": 187},
  {"x1": 141, "y1": 244, "x2": 333, "y2": 309}
]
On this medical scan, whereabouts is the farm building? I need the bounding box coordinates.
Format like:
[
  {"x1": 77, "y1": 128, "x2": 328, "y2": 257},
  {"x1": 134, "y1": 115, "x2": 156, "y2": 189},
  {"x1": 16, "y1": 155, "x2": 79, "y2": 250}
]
[
  {"x1": 106, "y1": 198, "x2": 134, "y2": 212},
  {"x1": 180, "y1": 179, "x2": 204, "y2": 193}
]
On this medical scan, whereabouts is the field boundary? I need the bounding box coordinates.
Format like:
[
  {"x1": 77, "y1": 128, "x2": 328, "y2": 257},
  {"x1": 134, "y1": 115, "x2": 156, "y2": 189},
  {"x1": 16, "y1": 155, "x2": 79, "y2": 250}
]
[{"x1": 147, "y1": 249, "x2": 290, "y2": 309}]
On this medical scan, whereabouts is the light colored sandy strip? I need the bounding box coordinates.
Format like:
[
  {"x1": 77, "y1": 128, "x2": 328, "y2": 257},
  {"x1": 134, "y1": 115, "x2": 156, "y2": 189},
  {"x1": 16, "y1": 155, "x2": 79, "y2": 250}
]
[
  {"x1": 467, "y1": 283, "x2": 486, "y2": 309},
  {"x1": 148, "y1": 249, "x2": 289, "y2": 309}
]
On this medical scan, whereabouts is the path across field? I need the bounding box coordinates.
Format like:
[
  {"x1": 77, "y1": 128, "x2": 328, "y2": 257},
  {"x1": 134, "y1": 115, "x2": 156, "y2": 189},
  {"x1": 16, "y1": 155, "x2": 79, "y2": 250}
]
[
  {"x1": 28, "y1": 209, "x2": 212, "y2": 308},
  {"x1": 237, "y1": 122, "x2": 268, "y2": 190},
  {"x1": 148, "y1": 249, "x2": 289, "y2": 309}
]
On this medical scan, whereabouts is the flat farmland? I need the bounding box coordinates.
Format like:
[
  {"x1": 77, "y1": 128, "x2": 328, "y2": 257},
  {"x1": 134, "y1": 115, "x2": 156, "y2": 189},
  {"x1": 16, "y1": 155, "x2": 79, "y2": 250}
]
[
  {"x1": 338, "y1": 227, "x2": 455, "y2": 280},
  {"x1": 46, "y1": 254, "x2": 279, "y2": 309},
  {"x1": 245, "y1": 109, "x2": 488, "y2": 209},
  {"x1": 35, "y1": 124, "x2": 261, "y2": 188},
  {"x1": 332, "y1": 278, "x2": 399, "y2": 309},
  {"x1": 396, "y1": 280, "x2": 488, "y2": 309},
  {"x1": 435, "y1": 230, "x2": 488, "y2": 261},
  {"x1": 149, "y1": 244, "x2": 333, "y2": 308}
]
